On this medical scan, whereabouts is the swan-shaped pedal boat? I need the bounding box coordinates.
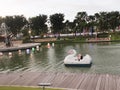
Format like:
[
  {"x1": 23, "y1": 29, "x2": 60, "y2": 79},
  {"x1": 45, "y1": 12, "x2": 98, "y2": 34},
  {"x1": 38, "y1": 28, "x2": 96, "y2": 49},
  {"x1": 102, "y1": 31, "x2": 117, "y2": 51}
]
[{"x1": 64, "y1": 49, "x2": 92, "y2": 67}]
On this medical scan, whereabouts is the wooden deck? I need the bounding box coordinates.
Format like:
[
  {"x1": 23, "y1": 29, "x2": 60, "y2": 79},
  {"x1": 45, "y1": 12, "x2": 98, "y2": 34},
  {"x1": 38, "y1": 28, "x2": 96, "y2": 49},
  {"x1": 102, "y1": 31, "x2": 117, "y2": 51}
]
[
  {"x1": 0, "y1": 43, "x2": 41, "y2": 52},
  {"x1": 0, "y1": 72, "x2": 120, "y2": 90}
]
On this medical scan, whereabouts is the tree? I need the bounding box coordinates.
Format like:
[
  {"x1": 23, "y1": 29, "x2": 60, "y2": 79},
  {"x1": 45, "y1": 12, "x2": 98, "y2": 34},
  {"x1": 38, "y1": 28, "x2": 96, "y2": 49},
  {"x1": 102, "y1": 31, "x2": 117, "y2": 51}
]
[
  {"x1": 29, "y1": 14, "x2": 47, "y2": 36},
  {"x1": 108, "y1": 11, "x2": 120, "y2": 32},
  {"x1": 86, "y1": 15, "x2": 96, "y2": 35},
  {"x1": 50, "y1": 13, "x2": 64, "y2": 34},
  {"x1": 99, "y1": 12, "x2": 109, "y2": 32},
  {"x1": 4, "y1": 15, "x2": 27, "y2": 36},
  {"x1": 64, "y1": 20, "x2": 75, "y2": 33},
  {"x1": 94, "y1": 13, "x2": 100, "y2": 31},
  {"x1": 74, "y1": 12, "x2": 88, "y2": 35},
  {"x1": 0, "y1": 17, "x2": 3, "y2": 25}
]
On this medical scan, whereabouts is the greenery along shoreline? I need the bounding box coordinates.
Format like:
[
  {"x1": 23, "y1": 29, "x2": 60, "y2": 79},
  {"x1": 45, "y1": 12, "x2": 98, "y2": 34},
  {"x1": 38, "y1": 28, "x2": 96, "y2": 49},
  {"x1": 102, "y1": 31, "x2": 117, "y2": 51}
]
[{"x1": 32, "y1": 32, "x2": 120, "y2": 45}]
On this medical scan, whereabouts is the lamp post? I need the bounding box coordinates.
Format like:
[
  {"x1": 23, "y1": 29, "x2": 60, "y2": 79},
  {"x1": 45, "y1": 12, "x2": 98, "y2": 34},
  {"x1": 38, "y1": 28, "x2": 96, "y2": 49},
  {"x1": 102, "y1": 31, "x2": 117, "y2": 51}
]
[
  {"x1": 75, "y1": 23, "x2": 78, "y2": 36},
  {"x1": 28, "y1": 28, "x2": 31, "y2": 41},
  {"x1": 28, "y1": 20, "x2": 32, "y2": 41}
]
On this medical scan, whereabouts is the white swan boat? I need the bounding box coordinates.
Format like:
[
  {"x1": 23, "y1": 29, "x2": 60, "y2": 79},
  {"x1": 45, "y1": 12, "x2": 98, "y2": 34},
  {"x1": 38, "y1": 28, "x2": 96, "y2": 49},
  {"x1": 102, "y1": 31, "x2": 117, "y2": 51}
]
[{"x1": 64, "y1": 49, "x2": 92, "y2": 67}]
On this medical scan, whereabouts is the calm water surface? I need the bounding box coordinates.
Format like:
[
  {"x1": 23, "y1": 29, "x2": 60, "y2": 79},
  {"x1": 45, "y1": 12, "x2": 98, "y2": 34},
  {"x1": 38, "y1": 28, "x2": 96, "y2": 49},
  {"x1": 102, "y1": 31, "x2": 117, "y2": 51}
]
[{"x1": 1, "y1": 42, "x2": 120, "y2": 75}]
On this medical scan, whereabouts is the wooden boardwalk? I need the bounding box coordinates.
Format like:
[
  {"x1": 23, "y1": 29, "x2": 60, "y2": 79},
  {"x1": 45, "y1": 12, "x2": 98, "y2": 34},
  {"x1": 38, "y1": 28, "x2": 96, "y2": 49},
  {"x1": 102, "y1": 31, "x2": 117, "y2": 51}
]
[
  {"x1": 0, "y1": 43, "x2": 41, "y2": 52},
  {"x1": 0, "y1": 72, "x2": 120, "y2": 90}
]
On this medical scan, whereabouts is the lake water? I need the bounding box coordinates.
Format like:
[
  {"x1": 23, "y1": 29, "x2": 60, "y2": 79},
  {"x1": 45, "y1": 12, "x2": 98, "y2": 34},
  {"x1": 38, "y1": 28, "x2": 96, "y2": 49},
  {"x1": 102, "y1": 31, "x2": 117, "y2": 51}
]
[{"x1": 0, "y1": 42, "x2": 120, "y2": 75}]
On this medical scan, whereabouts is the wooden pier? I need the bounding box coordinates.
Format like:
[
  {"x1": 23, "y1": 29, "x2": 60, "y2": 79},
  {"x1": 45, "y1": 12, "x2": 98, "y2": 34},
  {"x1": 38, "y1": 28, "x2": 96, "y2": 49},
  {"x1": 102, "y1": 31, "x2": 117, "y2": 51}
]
[
  {"x1": 0, "y1": 43, "x2": 41, "y2": 52},
  {"x1": 0, "y1": 72, "x2": 120, "y2": 90}
]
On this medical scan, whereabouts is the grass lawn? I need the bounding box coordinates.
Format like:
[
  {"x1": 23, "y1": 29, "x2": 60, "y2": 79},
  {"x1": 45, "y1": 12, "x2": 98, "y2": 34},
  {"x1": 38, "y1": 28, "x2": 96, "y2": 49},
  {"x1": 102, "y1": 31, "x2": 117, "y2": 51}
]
[{"x1": 0, "y1": 86, "x2": 62, "y2": 90}]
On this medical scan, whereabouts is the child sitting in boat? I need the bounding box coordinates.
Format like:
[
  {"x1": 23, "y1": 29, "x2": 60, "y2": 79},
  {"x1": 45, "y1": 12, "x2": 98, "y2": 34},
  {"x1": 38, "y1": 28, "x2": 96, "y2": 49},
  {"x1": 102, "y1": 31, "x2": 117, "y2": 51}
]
[{"x1": 77, "y1": 54, "x2": 83, "y2": 61}]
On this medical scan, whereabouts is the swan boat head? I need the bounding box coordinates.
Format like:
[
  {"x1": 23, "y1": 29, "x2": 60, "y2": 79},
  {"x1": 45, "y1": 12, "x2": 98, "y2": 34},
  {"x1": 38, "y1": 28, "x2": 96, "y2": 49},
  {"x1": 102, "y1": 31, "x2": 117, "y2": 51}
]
[
  {"x1": 64, "y1": 49, "x2": 77, "y2": 61},
  {"x1": 67, "y1": 49, "x2": 77, "y2": 56}
]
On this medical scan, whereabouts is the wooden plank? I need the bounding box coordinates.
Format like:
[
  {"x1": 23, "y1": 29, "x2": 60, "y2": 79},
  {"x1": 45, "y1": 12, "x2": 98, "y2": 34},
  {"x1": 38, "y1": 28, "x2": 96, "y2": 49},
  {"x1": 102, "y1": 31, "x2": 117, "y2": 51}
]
[
  {"x1": 109, "y1": 75, "x2": 117, "y2": 90},
  {"x1": 52, "y1": 73, "x2": 67, "y2": 87},
  {"x1": 1, "y1": 73, "x2": 20, "y2": 85},
  {"x1": 68, "y1": 73, "x2": 83, "y2": 89},
  {"x1": 116, "y1": 75, "x2": 120, "y2": 90},
  {"x1": 75, "y1": 73, "x2": 87, "y2": 89},
  {"x1": 59, "y1": 73, "x2": 76, "y2": 88},
  {"x1": 95, "y1": 74, "x2": 102, "y2": 90},
  {"x1": 86, "y1": 74, "x2": 99, "y2": 90},
  {"x1": 99, "y1": 74, "x2": 106, "y2": 90},
  {"x1": 55, "y1": 73, "x2": 70, "y2": 87},
  {"x1": 30, "y1": 72, "x2": 50, "y2": 86},
  {"x1": 24, "y1": 72, "x2": 41, "y2": 86},
  {"x1": 77, "y1": 73, "x2": 91, "y2": 90},
  {"x1": 11, "y1": 72, "x2": 41, "y2": 85},
  {"x1": 105, "y1": 74, "x2": 109, "y2": 90}
]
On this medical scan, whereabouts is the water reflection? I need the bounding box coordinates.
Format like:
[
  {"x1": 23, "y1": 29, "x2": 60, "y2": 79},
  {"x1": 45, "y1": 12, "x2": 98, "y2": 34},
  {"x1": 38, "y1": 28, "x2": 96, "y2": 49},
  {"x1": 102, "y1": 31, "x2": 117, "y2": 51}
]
[
  {"x1": 0, "y1": 53, "x2": 28, "y2": 72},
  {"x1": 0, "y1": 42, "x2": 120, "y2": 74}
]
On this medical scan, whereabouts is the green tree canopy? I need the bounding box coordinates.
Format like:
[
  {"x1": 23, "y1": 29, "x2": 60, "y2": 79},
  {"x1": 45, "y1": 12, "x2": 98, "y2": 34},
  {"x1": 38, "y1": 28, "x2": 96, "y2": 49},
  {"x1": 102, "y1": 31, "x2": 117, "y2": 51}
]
[
  {"x1": 4, "y1": 15, "x2": 27, "y2": 35},
  {"x1": 74, "y1": 11, "x2": 88, "y2": 34},
  {"x1": 29, "y1": 14, "x2": 47, "y2": 35},
  {"x1": 50, "y1": 13, "x2": 64, "y2": 34},
  {"x1": 108, "y1": 11, "x2": 120, "y2": 31}
]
